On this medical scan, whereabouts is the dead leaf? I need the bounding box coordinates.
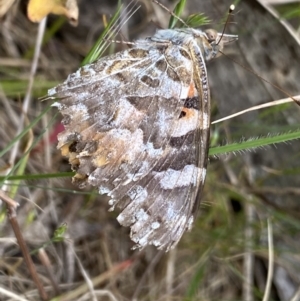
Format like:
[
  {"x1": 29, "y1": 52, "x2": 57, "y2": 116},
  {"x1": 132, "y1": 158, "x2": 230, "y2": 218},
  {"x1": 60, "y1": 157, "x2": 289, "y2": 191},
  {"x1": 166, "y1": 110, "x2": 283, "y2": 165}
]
[{"x1": 27, "y1": 0, "x2": 79, "y2": 26}]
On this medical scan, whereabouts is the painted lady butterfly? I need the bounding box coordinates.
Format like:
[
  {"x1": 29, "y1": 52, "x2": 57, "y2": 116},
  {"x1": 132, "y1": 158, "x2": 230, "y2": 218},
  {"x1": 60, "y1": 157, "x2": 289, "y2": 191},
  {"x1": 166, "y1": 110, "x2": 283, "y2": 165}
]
[{"x1": 48, "y1": 11, "x2": 237, "y2": 250}]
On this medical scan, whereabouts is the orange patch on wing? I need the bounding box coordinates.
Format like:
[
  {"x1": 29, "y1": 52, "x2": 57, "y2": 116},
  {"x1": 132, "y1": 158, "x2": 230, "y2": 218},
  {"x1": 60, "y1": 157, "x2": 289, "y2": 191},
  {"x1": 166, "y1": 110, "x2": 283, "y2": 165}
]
[{"x1": 187, "y1": 82, "x2": 196, "y2": 98}]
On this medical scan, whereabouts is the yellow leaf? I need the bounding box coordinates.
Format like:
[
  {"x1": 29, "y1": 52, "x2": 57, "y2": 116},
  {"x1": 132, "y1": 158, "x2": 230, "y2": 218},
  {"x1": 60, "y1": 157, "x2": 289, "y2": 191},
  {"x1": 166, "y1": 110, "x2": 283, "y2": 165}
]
[{"x1": 27, "y1": 0, "x2": 79, "y2": 26}]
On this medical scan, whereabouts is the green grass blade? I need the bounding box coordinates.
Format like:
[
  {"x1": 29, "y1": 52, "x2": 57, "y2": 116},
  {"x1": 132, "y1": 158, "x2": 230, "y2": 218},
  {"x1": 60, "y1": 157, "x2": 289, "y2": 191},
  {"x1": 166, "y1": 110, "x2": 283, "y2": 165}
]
[
  {"x1": 0, "y1": 80, "x2": 58, "y2": 97},
  {"x1": 185, "y1": 13, "x2": 211, "y2": 27},
  {"x1": 0, "y1": 111, "x2": 58, "y2": 189},
  {"x1": 184, "y1": 249, "x2": 211, "y2": 300},
  {"x1": 0, "y1": 105, "x2": 52, "y2": 158},
  {"x1": 168, "y1": 0, "x2": 187, "y2": 29},
  {"x1": 209, "y1": 129, "x2": 300, "y2": 156},
  {"x1": 9, "y1": 151, "x2": 30, "y2": 199},
  {"x1": 0, "y1": 172, "x2": 74, "y2": 182}
]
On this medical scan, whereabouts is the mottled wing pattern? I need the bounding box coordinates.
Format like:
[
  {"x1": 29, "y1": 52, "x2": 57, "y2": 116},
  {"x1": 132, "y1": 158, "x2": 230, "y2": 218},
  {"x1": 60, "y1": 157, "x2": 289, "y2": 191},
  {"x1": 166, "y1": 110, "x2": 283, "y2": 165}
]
[{"x1": 49, "y1": 37, "x2": 209, "y2": 250}]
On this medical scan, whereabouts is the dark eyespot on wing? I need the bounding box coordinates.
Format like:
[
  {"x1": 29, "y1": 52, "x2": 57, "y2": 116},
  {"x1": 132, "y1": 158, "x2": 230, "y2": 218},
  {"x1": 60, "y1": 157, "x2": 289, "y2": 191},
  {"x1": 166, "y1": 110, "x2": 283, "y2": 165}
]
[
  {"x1": 169, "y1": 133, "x2": 194, "y2": 148},
  {"x1": 179, "y1": 48, "x2": 191, "y2": 60},
  {"x1": 167, "y1": 68, "x2": 180, "y2": 82},
  {"x1": 183, "y1": 97, "x2": 200, "y2": 110},
  {"x1": 155, "y1": 59, "x2": 167, "y2": 72},
  {"x1": 128, "y1": 48, "x2": 149, "y2": 58},
  {"x1": 68, "y1": 141, "x2": 77, "y2": 152},
  {"x1": 106, "y1": 59, "x2": 139, "y2": 74},
  {"x1": 141, "y1": 75, "x2": 160, "y2": 88}
]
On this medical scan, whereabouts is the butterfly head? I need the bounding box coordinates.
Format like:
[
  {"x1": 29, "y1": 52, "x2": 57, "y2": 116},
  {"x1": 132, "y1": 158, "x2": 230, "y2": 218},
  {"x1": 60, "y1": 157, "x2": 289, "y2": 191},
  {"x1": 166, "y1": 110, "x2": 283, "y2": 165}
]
[{"x1": 202, "y1": 29, "x2": 238, "y2": 61}]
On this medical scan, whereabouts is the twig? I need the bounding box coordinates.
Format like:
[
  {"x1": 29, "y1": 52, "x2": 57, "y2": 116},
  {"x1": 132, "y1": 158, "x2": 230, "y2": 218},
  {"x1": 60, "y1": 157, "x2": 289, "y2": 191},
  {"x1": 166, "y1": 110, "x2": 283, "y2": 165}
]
[
  {"x1": 9, "y1": 14, "x2": 46, "y2": 166},
  {"x1": 166, "y1": 248, "x2": 176, "y2": 301},
  {"x1": 132, "y1": 251, "x2": 164, "y2": 301},
  {"x1": 243, "y1": 155, "x2": 255, "y2": 301},
  {"x1": 55, "y1": 260, "x2": 133, "y2": 301},
  {"x1": 0, "y1": 190, "x2": 19, "y2": 208},
  {"x1": 7, "y1": 205, "x2": 48, "y2": 300},
  {"x1": 262, "y1": 219, "x2": 274, "y2": 301},
  {"x1": 0, "y1": 286, "x2": 29, "y2": 301},
  {"x1": 74, "y1": 251, "x2": 97, "y2": 301},
  {"x1": 78, "y1": 290, "x2": 118, "y2": 301},
  {"x1": 38, "y1": 248, "x2": 60, "y2": 295},
  {"x1": 212, "y1": 95, "x2": 299, "y2": 124},
  {"x1": 290, "y1": 285, "x2": 300, "y2": 301}
]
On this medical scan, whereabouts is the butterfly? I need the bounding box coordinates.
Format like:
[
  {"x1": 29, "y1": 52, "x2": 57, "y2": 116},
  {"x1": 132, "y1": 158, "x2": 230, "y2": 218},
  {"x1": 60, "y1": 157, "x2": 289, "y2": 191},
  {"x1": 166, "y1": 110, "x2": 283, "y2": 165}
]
[{"x1": 47, "y1": 8, "x2": 238, "y2": 250}]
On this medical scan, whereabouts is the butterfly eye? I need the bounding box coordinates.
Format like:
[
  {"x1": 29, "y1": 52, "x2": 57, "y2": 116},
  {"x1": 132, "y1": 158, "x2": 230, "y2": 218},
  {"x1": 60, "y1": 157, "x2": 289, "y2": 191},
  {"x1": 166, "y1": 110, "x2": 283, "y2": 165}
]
[{"x1": 205, "y1": 29, "x2": 217, "y2": 43}]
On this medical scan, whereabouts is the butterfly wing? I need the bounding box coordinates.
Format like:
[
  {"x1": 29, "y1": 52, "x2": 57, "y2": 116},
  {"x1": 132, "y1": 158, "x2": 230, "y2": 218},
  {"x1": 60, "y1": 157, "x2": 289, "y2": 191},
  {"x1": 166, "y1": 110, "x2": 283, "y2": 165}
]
[{"x1": 50, "y1": 38, "x2": 210, "y2": 250}]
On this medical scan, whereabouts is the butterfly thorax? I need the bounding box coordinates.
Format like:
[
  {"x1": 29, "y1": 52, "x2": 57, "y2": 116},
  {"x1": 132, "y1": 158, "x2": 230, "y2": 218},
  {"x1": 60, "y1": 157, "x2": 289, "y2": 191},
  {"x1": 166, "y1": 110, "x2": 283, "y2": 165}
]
[{"x1": 149, "y1": 28, "x2": 229, "y2": 61}]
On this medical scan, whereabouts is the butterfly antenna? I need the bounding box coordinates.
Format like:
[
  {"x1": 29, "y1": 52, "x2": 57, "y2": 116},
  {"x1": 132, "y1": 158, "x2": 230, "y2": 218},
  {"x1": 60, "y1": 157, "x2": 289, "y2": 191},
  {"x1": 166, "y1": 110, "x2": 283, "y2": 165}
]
[
  {"x1": 151, "y1": 0, "x2": 189, "y2": 28},
  {"x1": 217, "y1": 4, "x2": 235, "y2": 45},
  {"x1": 220, "y1": 51, "x2": 300, "y2": 106}
]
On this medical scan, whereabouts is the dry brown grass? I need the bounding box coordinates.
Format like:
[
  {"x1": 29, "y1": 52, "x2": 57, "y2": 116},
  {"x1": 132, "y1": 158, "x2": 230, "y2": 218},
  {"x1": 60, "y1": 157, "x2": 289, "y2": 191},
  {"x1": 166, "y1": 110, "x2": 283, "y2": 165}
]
[{"x1": 1, "y1": 1, "x2": 300, "y2": 300}]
